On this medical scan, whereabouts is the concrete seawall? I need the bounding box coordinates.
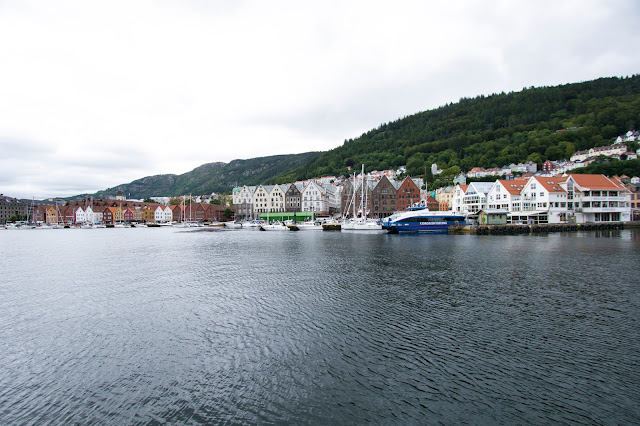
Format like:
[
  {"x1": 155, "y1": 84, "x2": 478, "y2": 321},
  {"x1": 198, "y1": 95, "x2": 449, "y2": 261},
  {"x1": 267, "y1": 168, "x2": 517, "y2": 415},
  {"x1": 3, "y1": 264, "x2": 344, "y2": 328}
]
[{"x1": 450, "y1": 221, "x2": 640, "y2": 235}]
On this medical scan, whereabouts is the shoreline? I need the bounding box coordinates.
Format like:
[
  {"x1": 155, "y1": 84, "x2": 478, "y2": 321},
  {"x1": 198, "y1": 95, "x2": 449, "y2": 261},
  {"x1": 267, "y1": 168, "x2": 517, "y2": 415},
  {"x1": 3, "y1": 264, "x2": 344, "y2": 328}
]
[{"x1": 453, "y1": 221, "x2": 640, "y2": 235}]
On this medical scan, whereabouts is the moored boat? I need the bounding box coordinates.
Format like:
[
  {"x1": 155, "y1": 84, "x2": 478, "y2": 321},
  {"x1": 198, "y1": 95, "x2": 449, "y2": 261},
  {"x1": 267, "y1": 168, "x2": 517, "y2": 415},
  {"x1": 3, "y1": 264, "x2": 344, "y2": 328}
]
[
  {"x1": 341, "y1": 218, "x2": 383, "y2": 231},
  {"x1": 224, "y1": 221, "x2": 243, "y2": 229},
  {"x1": 381, "y1": 207, "x2": 466, "y2": 233},
  {"x1": 289, "y1": 220, "x2": 323, "y2": 231},
  {"x1": 259, "y1": 221, "x2": 289, "y2": 231}
]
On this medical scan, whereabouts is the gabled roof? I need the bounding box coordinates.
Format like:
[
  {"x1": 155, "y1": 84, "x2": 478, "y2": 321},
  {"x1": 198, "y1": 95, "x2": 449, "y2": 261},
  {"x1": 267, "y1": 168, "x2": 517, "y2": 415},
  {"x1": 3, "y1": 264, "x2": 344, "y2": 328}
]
[
  {"x1": 569, "y1": 174, "x2": 627, "y2": 191},
  {"x1": 468, "y1": 182, "x2": 494, "y2": 193},
  {"x1": 498, "y1": 179, "x2": 527, "y2": 195},
  {"x1": 388, "y1": 180, "x2": 402, "y2": 190},
  {"x1": 533, "y1": 176, "x2": 567, "y2": 193}
]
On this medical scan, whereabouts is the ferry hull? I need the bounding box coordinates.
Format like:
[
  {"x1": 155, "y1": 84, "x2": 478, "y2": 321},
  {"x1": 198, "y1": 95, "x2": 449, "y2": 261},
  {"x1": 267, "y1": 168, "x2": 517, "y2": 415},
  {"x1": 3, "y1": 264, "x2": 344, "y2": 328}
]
[
  {"x1": 382, "y1": 222, "x2": 460, "y2": 233},
  {"x1": 381, "y1": 208, "x2": 466, "y2": 233}
]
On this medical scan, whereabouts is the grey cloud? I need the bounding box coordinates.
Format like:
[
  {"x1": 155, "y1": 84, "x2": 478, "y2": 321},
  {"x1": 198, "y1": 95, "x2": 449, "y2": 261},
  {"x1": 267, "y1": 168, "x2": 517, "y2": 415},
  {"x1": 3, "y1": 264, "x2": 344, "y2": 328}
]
[{"x1": 0, "y1": 138, "x2": 55, "y2": 160}]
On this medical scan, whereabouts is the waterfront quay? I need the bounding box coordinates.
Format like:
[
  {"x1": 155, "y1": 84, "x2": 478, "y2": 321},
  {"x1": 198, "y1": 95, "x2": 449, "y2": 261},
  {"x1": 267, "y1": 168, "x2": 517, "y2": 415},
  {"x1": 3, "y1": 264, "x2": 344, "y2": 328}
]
[{"x1": 461, "y1": 220, "x2": 640, "y2": 235}]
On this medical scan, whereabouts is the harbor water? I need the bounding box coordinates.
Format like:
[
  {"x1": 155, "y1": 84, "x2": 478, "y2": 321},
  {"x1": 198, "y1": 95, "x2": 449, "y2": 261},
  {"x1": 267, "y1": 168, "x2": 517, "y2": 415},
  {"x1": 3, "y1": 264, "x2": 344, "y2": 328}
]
[{"x1": 1, "y1": 228, "x2": 639, "y2": 424}]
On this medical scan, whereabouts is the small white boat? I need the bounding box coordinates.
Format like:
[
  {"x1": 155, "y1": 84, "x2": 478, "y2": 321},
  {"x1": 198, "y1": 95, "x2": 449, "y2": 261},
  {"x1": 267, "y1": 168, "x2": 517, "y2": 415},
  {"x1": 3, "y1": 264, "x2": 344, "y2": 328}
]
[
  {"x1": 341, "y1": 218, "x2": 383, "y2": 231},
  {"x1": 243, "y1": 220, "x2": 263, "y2": 228},
  {"x1": 225, "y1": 221, "x2": 243, "y2": 229},
  {"x1": 260, "y1": 221, "x2": 289, "y2": 231},
  {"x1": 290, "y1": 221, "x2": 323, "y2": 231}
]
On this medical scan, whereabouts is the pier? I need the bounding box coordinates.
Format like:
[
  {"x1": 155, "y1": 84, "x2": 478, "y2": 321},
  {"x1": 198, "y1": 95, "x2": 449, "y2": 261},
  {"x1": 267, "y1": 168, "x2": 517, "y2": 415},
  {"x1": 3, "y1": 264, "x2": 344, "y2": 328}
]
[{"x1": 453, "y1": 221, "x2": 640, "y2": 235}]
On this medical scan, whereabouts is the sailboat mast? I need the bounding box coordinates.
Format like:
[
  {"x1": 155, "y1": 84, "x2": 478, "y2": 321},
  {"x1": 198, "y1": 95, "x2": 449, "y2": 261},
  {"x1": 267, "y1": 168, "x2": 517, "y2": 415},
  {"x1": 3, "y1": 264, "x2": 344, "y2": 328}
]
[
  {"x1": 360, "y1": 164, "x2": 365, "y2": 218},
  {"x1": 353, "y1": 173, "x2": 357, "y2": 219}
]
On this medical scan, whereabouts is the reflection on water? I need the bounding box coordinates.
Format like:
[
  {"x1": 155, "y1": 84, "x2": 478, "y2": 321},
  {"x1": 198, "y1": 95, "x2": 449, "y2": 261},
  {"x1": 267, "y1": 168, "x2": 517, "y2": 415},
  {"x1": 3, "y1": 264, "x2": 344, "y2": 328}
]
[{"x1": 1, "y1": 228, "x2": 639, "y2": 424}]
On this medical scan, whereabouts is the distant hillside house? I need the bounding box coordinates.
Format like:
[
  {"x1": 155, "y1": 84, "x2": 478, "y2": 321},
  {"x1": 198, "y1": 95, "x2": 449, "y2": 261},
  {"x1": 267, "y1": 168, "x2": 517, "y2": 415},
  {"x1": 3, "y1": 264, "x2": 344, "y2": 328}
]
[{"x1": 570, "y1": 144, "x2": 627, "y2": 162}]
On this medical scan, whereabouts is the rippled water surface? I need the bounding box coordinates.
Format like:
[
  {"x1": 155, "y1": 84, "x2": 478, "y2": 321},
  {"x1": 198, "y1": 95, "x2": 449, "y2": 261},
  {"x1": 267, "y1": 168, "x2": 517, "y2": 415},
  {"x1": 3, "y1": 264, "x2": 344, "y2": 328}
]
[{"x1": 1, "y1": 227, "x2": 639, "y2": 424}]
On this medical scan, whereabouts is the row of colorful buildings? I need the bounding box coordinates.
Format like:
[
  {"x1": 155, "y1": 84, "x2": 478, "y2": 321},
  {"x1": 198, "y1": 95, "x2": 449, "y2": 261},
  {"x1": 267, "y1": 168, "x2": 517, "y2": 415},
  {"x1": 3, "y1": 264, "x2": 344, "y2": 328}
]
[
  {"x1": 232, "y1": 173, "x2": 639, "y2": 224},
  {"x1": 232, "y1": 175, "x2": 435, "y2": 220},
  {"x1": 21, "y1": 199, "x2": 228, "y2": 226}
]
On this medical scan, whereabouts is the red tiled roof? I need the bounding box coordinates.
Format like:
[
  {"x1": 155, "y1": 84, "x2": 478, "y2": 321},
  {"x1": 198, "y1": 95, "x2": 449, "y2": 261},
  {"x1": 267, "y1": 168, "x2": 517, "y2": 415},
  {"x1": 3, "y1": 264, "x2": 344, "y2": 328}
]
[
  {"x1": 569, "y1": 174, "x2": 626, "y2": 190},
  {"x1": 534, "y1": 176, "x2": 567, "y2": 193},
  {"x1": 498, "y1": 179, "x2": 527, "y2": 195}
]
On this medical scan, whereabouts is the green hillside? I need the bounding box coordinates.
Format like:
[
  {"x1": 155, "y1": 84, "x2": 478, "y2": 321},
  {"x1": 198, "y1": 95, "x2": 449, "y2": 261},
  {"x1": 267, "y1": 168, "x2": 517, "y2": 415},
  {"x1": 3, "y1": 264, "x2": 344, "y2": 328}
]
[
  {"x1": 275, "y1": 75, "x2": 640, "y2": 185},
  {"x1": 80, "y1": 75, "x2": 640, "y2": 200},
  {"x1": 88, "y1": 152, "x2": 321, "y2": 199}
]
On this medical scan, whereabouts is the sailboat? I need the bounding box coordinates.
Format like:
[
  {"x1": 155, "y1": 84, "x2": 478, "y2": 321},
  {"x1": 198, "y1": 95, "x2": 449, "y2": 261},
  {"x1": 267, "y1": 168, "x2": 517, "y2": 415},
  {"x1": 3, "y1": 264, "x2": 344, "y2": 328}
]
[
  {"x1": 341, "y1": 165, "x2": 383, "y2": 231},
  {"x1": 175, "y1": 196, "x2": 192, "y2": 228}
]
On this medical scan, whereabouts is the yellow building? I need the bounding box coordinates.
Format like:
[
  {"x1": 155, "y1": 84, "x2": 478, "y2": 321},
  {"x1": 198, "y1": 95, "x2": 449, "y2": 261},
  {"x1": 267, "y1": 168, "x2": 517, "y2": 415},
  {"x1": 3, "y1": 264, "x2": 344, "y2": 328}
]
[
  {"x1": 45, "y1": 206, "x2": 58, "y2": 225},
  {"x1": 142, "y1": 206, "x2": 155, "y2": 223},
  {"x1": 435, "y1": 186, "x2": 455, "y2": 211}
]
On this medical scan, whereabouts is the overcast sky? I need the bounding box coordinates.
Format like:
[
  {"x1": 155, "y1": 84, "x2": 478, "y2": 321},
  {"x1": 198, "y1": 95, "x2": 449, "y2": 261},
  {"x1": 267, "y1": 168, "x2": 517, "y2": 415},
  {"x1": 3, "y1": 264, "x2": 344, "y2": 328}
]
[{"x1": 1, "y1": 0, "x2": 639, "y2": 199}]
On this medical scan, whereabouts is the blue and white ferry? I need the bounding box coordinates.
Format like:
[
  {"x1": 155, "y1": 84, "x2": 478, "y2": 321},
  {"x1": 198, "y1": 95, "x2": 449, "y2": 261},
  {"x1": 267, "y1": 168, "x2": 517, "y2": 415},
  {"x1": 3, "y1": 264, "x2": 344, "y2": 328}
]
[{"x1": 381, "y1": 206, "x2": 466, "y2": 233}]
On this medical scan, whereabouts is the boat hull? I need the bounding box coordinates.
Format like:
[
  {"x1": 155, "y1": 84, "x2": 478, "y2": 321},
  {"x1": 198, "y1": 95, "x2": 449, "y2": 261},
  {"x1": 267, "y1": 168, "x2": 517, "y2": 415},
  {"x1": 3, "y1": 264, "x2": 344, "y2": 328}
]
[
  {"x1": 381, "y1": 209, "x2": 466, "y2": 233},
  {"x1": 382, "y1": 222, "x2": 460, "y2": 233},
  {"x1": 260, "y1": 225, "x2": 289, "y2": 231}
]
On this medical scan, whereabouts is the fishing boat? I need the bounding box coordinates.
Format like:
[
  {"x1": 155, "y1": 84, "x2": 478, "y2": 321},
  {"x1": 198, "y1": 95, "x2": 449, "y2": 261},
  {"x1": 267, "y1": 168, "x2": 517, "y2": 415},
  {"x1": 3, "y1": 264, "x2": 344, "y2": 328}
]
[{"x1": 381, "y1": 206, "x2": 466, "y2": 233}]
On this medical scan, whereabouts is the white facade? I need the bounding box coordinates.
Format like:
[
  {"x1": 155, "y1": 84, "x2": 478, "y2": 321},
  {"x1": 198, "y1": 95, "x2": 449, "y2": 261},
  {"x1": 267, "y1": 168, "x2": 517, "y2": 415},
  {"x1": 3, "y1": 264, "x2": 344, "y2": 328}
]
[
  {"x1": 302, "y1": 181, "x2": 330, "y2": 213},
  {"x1": 233, "y1": 185, "x2": 256, "y2": 219},
  {"x1": 483, "y1": 175, "x2": 631, "y2": 224},
  {"x1": 461, "y1": 182, "x2": 494, "y2": 214},
  {"x1": 568, "y1": 175, "x2": 631, "y2": 223},
  {"x1": 75, "y1": 206, "x2": 100, "y2": 224},
  {"x1": 486, "y1": 180, "x2": 527, "y2": 212},
  {"x1": 154, "y1": 206, "x2": 173, "y2": 223},
  {"x1": 268, "y1": 185, "x2": 286, "y2": 213},
  {"x1": 451, "y1": 185, "x2": 467, "y2": 214},
  {"x1": 570, "y1": 144, "x2": 627, "y2": 162},
  {"x1": 509, "y1": 177, "x2": 569, "y2": 224},
  {"x1": 163, "y1": 206, "x2": 173, "y2": 222},
  {"x1": 252, "y1": 185, "x2": 271, "y2": 215}
]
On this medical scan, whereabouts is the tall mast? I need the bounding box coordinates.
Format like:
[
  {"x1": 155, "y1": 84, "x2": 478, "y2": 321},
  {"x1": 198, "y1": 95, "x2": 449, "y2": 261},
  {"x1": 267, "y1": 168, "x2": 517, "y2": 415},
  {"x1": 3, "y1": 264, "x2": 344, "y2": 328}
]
[
  {"x1": 353, "y1": 173, "x2": 357, "y2": 219},
  {"x1": 360, "y1": 164, "x2": 365, "y2": 218}
]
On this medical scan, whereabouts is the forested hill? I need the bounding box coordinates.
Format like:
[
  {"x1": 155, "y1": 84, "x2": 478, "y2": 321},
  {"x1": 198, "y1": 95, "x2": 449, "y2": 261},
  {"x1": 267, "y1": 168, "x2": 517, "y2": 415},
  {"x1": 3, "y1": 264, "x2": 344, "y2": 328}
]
[
  {"x1": 275, "y1": 75, "x2": 640, "y2": 184},
  {"x1": 87, "y1": 152, "x2": 321, "y2": 199}
]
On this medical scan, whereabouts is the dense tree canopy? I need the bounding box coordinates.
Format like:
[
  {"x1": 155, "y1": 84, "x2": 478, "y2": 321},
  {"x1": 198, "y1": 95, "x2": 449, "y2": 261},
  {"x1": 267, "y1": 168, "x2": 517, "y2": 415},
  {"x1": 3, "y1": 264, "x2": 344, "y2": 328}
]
[
  {"x1": 277, "y1": 75, "x2": 640, "y2": 182},
  {"x1": 81, "y1": 76, "x2": 640, "y2": 200}
]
